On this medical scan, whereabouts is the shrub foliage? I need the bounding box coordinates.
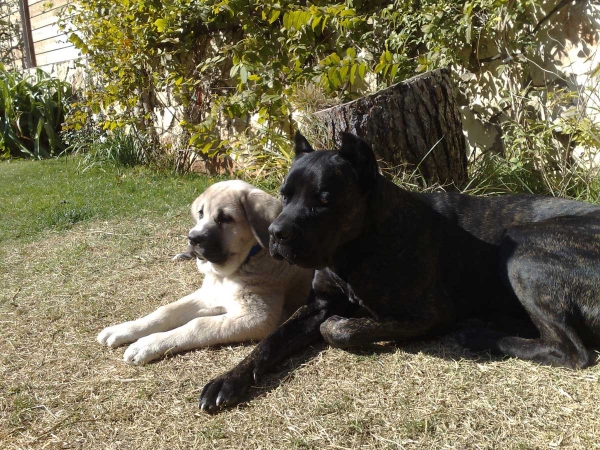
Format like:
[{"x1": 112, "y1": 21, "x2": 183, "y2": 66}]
[{"x1": 62, "y1": 0, "x2": 600, "y2": 196}]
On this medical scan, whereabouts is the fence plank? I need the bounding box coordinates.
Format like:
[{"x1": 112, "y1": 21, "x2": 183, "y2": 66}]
[
  {"x1": 32, "y1": 22, "x2": 70, "y2": 42},
  {"x1": 29, "y1": 0, "x2": 69, "y2": 19},
  {"x1": 35, "y1": 45, "x2": 79, "y2": 66},
  {"x1": 30, "y1": 8, "x2": 71, "y2": 30},
  {"x1": 33, "y1": 33, "x2": 71, "y2": 54}
]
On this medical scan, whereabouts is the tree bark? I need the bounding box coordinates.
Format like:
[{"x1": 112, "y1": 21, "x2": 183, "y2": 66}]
[{"x1": 312, "y1": 68, "x2": 468, "y2": 189}]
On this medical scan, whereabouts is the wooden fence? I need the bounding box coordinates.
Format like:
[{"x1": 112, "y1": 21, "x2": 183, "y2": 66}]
[{"x1": 13, "y1": 0, "x2": 79, "y2": 69}]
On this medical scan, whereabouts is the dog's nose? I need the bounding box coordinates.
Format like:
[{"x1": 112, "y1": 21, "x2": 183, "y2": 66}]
[
  {"x1": 268, "y1": 222, "x2": 292, "y2": 242},
  {"x1": 188, "y1": 229, "x2": 207, "y2": 245}
]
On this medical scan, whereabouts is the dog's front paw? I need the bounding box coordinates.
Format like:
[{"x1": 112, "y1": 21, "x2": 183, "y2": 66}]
[
  {"x1": 199, "y1": 365, "x2": 254, "y2": 413},
  {"x1": 97, "y1": 323, "x2": 138, "y2": 348},
  {"x1": 123, "y1": 336, "x2": 165, "y2": 365},
  {"x1": 172, "y1": 252, "x2": 194, "y2": 261}
]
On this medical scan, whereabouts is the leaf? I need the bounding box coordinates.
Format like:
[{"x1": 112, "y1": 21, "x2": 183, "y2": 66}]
[
  {"x1": 311, "y1": 15, "x2": 322, "y2": 31},
  {"x1": 33, "y1": 118, "x2": 44, "y2": 158},
  {"x1": 68, "y1": 33, "x2": 89, "y2": 53},
  {"x1": 340, "y1": 65, "x2": 349, "y2": 82},
  {"x1": 293, "y1": 11, "x2": 305, "y2": 30},
  {"x1": 154, "y1": 18, "x2": 167, "y2": 32},
  {"x1": 240, "y1": 66, "x2": 248, "y2": 84},
  {"x1": 283, "y1": 12, "x2": 291, "y2": 29},
  {"x1": 321, "y1": 15, "x2": 328, "y2": 32},
  {"x1": 268, "y1": 9, "x2": 281, "y2": 24},
  {"x1": 350, "y1": 63, "x2": 357, "y2": 85},
  {"x1": 358, "y1": 62, "x2": 366, "y2": 80},
  {"x1": 328, "y1": 67, "x2": 341, "y2": 89}
]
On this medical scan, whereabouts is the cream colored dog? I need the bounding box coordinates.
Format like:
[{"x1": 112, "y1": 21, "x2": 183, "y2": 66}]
[{"x1": 97, "y1": 180, "x2": 313, "y2": 365}]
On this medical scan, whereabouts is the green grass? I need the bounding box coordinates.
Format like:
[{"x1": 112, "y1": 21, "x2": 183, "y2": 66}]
[{"x1": 0, "y1": 157, "x2": 215, "y2": 242}]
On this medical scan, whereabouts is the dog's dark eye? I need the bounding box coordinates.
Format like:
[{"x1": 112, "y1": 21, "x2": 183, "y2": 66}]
[
  {"x1": 198, "y1": 208, "x2": 204, "y2": 220},
  {"x1": 216, "y1": 211, "x2": 233, "y2": 225},
  {"x1": 280, "y1": 192, "x2": 289, "y2": 205},
  {"x1": 320, "y1": 192, "x2": 330, "y2": 205}
]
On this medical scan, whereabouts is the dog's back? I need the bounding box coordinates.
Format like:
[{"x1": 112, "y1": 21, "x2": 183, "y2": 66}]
[{"x1": 415, "y1": 192, "x2": 600, "y2": 244}]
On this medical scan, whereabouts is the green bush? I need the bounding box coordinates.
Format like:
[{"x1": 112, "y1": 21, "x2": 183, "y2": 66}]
[
  {"x1": 62, "y1": 0, "x2": 486, "y2": 155},
  {"x1": 61, "y1": 0, "x2": 600, "y2": 199},
  {"x1": 0, "y1": 65, "x2": 73, "y2": 159}
]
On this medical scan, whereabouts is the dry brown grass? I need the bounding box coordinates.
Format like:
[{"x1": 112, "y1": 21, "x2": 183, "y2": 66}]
[{"x1": 2, "y1": 214, "x2": 600, "y2": 449}]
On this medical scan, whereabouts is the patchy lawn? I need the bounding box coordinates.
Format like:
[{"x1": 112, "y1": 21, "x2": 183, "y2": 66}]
[{"x1": 2, "y1": 158, "x2": 600, "y2": 449}]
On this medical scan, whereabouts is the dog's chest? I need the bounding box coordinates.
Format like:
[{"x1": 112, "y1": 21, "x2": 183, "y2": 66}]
[
  {"x1": 324, "y1": 269, "x2": 382, "y2": 317},
  {"x1": 198, "y1": 275, "x2": 250, "y2": 309}
]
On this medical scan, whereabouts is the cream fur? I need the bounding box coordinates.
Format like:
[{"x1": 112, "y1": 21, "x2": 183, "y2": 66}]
[{"x1": 97, "y1": 181, "x2": 313, "y2": 365}]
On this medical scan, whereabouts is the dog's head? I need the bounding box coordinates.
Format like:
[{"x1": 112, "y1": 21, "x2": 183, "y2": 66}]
[
  {"x1": 269, "y1": 132, "x2": 379, "y2": 269},
  {"x1": 187, "y1": 180, "x2": 281, "y2": 277}
]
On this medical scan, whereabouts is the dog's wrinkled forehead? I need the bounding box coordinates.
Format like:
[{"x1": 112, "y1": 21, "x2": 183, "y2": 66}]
[{"x1": 284, "y1": 150, "x2": 356, "y2": 194}]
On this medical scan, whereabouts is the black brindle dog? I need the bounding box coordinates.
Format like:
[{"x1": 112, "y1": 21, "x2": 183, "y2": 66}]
[{"x1": 199, "y1": 132, "x2": 600, "y2": 412}]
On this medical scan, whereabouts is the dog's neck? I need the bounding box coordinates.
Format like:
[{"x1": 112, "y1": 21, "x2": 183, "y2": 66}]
[
  {"x1": 243, "y1": 243, "x2": 262, "y2": 264},
  {"x1": 328, "y1": 177, "x2": 428, "y2": 275}
]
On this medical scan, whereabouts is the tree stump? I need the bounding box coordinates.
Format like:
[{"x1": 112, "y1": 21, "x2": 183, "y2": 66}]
[{"x1": 312, "y1": 68, "x2": 468, "y2": 188}]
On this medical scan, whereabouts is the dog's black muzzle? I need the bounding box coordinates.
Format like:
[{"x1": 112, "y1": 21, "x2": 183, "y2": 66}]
[
  {"x1": 269, "y1": 218, "x2": 325, "y2": 269},
  {"x1": 188, "y1": 229, "x2": 227, "y2": 264},
  {"x1": 268, "y1": 219, "x2": 299, "y2": 264}
]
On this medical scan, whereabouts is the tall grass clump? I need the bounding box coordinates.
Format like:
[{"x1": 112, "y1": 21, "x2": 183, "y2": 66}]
[
  {"x1": 64, "y1": 123, "x2": 155, "y2": 171},
  {"x1": 0, "y1": 64, "x2": 73, "y2": 159}
]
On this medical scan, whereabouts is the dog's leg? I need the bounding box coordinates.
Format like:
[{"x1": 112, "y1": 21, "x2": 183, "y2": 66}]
[
  {"x1": 319, "y1": 309, "x2": 447, "y2": 349},
  {"x1": 459, "y1": 219, "x2": 600, "y2": 369},
  {"x1": 122, "y1": 309, "x2": 277, "y2": 365},
  {"x1": 457, "y1": 326, "x2": 591, "y2": 369},
  {"x1": 97, "y1": 291, "x2": 223, "y2": 348},
  {"x1": 198, "y1": 295, "x2": 351, "y2": 412}
]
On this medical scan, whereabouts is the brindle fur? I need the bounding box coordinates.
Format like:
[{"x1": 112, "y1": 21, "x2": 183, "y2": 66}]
[{"x1": 198, "y1": 132, "x2": 600, "y2": 413}]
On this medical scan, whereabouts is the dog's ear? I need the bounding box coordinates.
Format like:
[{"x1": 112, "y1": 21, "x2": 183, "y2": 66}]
[
  {"x1": 338, "y1": 132, "x2": 379, "y2": 191},
  {"x1": 240, "y1": 189, "x2": 282, "y2": 248},
  {"x1": 294, "y1": 131, "x2": 315, "y2": 157}
]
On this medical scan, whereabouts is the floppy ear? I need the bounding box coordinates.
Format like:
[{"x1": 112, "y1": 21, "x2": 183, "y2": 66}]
[
  {"x1": 337, "y1": 132, "x2": 379, "y2": 191},
  {"x1": 240, "y1": 189, "x2": 282, "y2": 248},
  {"x1": 294, "y1": 131, "x2": 315, "y2": 157}
]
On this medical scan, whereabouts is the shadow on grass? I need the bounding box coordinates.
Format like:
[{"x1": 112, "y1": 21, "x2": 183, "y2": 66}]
[{"x1": 194, "y1": 317, "x2": 542, "y2": 414}]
